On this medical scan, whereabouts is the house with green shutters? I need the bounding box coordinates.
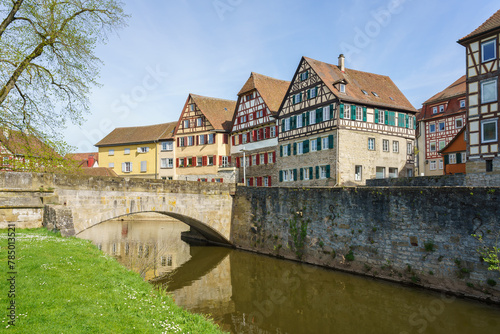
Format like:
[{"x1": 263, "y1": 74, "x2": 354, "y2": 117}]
[{"x1": 277, "y1": 55, "x2": 417, "y2": 186}]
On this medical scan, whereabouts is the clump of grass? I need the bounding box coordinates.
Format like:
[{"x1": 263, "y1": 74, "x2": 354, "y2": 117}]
[
  {"x1": 345, "y1": 250, "x2": 355, "y2": 262},
  {"x1": 487, "y1": 279, "x2": 497, "y2": 287},
  {"x1": 424, "y1": 240, "x2": 435, "y2": 252},
  {"x1": 0, "y1": 228, "x2": 224, "y2": 333}
]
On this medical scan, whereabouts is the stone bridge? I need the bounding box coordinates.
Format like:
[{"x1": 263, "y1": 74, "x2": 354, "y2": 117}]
[{"x1": 0, "y1": 172, "x2": 236, "y2": 245}]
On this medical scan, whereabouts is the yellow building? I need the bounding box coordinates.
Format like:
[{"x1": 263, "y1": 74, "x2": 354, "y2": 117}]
[
  {"x1": 96, "y1": 122, "x2": 176, "y2": 179},
  {"x1": 175, "y1": 94, "x2": 237, "y2": 182}
]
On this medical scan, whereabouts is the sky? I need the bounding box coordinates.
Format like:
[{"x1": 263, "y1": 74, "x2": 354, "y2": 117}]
[{"x1": 65, "y1": 0, "x2": 500, "y2": 152}]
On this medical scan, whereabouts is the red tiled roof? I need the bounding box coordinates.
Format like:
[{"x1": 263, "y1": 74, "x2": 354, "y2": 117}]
[
  {"x1": 459, "y1": 9, "x2": 500, "y2": 43},
  {"x1": 80, "y1": 167, "x2": 118, "y2": 177},
  {"x1": 157, "y1": 122, "x2": 177, "y2": 141},
  {"x1": 238, "y1": 72, "x2": 290, "y2": 115},
  {"x1": 304, "y1": 57, "x2": 417, "y2": 113},
  {"x1": 424, "y1": 76, "x2": 466, "y2": 105},
  {"x1": 190, "y1": 94, "x2": 237, "y2": 132},
  {"x1": 0, "y1": 129, "x2": 59, "y2": 158},
  {"x1": 95, "y1": 122, "x2": 175, "y2": 147}
]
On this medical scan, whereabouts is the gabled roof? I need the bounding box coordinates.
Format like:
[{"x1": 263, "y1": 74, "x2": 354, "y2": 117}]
[
  {"x1": 439, "y1": 126, "x2": 466, "y2": 154},
  {"x1": 0, "y1": 129, "x2": 59, "y2": 158},
  {"x1": 80, "y1": 167, "x2": 118, "y2": 177},
  {"x1": 158, "y1": 122, "x2": 177, "y2": 141},
  {"x1": 424, "y1": 76, "x2": 466, "y2": 105},
  {"x1": 190, "y1": 94, "x2": 236, "y2": 132},
  {"x1": 95, "y1": 122, "x2": 176, "y2": 147},
  {"x1": 303, "y1": 57, "x2": 417, "y2": 113},
  {"x1": 238, "y1": 72, "x2": 290, "y2": 115},
  {"x1": 65, "y1": 152, "x2": 98, "y2": 167},
  {"x1": 458, "y1": 9, "x2": 500, "y2": 43}
]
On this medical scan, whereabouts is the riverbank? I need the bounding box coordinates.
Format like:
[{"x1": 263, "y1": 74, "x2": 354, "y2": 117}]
[{"x1": 0, "y1": 228, "x2": 225, "y2": 333}]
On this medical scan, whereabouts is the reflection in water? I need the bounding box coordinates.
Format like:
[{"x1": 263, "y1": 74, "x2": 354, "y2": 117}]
[{"x1": 79, "y1": 219, "x2": 500, "y2": 334}]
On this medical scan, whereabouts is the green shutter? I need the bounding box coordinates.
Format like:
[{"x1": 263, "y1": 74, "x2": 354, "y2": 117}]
[
  {"x1": 279, "y1": 170, "x2": 283, "y2": 182},
  {"x1": 307, "y1": 90, "x2": 310, "y2": 99},
  {"x1": 316, "y1": 166, "x2": 320, "y2": 179},
  {"x1": 457, "y1": 153, "x2": 462, "y2": 164},
  {"x1": 293, "y1": 142, "x2": 297, "y2": 155},
  {"x1": 291, "y1": 116, "x2": 296, "y2": 129},
  {"x1": 309, "y1": 167, "x2": 313, "y2": 178},
  {"x1": 282, "y1": 119, "x2": 285, "y2": 131},
  {"x1": 328, "y1": 135, "x2": 334, "y2": 149},
  {"x1": 444, "y1": 155, "x2": 449, "y2": 165},
  {"x1": 351, "y1": 105, "x2": 356, "y2": 120},
  {"x1": 326, "y1": 165, "x2": 331, "y2": 178},
  {"x1": 375, "y1": 109, "x2": 379, "y2": 124},
  {"x1": 305, "y1": 112, "x2": 310, "y2": 126},
  {"x1": 300, "y1": 168, "x2": 304, "y2": 180},
  {"x1": 405, "y1": 114, "x2": 409, "y2": 128},
  {"x1": 293, "y1": 169, "x2": 297, "y2": 181},
  {"x1": 317, "y1": 137, "x2": 322, "y2": 151},
  {"x1": 316, "y1": 108, "x2": 322, "y2": 123},
  {"x1": 363, "y1": 107, "x2": 367, "y2": 122},
  {"x1": 329, "y1": 104, "x2": 334, "y2": 119},
  {"x1": 384, "y1": 111, "x2": 388, "y2": 125},
  {"x1": 413, "y1": 116, "x2": 417, "y2": 130},
  {"x1": 280, "y1": 145, "x2": 283, "y2": 157},
  {"x1": 340, "y1": 104, "x2": 344, "y2": 119},
  {"x1": 288, "y1": 144, "x2": 291, "y2": 154},
  {"x1": 304, "y1": 140, "x2": 309, "y2": 153},
  {"x1": 299, "y1": 93, "x2": 302, "y2": 102}
]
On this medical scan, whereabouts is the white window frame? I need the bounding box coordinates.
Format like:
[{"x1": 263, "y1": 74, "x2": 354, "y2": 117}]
[
  {"x1": 389, "y1": 168, "x2": 398, "y2": 178},
  {"x1": 340, "y1": 84, "x2": 345, "y2": 93},
  {"x1": 449, "y1": 154, "x2": 456, "y2": 164},
  {"x1": 481, "y1": 119, "x2": 498, "y2": 143},
  {"x1": 108, "y1": 149, "x2": 114, "y2": 156},
  {"x1": 376, "y1": 167, "x2": 385, "y2": 179},
  {"x1": 429, "y1": 124, "x2": 436, "y2": 133},
  {"x1": 294, "y1": 94, "x2": 301, "y2": 104},
  {"x1": 109, "y1": 162, "x2": 114, "y2": 168},
  {"x1": 439, "y1": 140, "x2": 446, "y2": 150},
  {"x1": 344, "y1": 105, "x2": 351, "y2": 119},
  {"x1": 190, "y1": 104, "x2": 195, "y2": 111},
  {"x1": 297, "y1": 115, "x2": 303, "y2": 128},
  {"x1": 356, "y1": 106, "x2": 363, "y2": 121},
  {"x1": 123, "y1": 162, "x2": 132, "y2": 173},
  {"x1": 461, "y1": 152, "x2": 466, "y2": 163},
  {"x1": 438, "y1": 160, "x2": 443, "y2": 170},
  {"x1": 355, "y1": 165, "x2": 362, "y2": 181},
  {"x1": 323, "y1": 106, "x2": 330, "y2": 121},
  {"x1": 309, "y1": 87, "x2": 317, "y2": 99},
  {"x1": 460, "y1": 100, "x2": 466, "y2": 108},
  {"x1": 124, "y1": 148, "x2": 130, "y2": 155},
  {"x1": 298, "y1": 142, "x2": 303, "y2": 155},
  {"x1": 309, "y1": 110, "x2": 316, "y2": 125},
  {"x1": 379, "y1": 110, "x2": 385, "y2": 124},
  {"x1": 283, "y1": 170, "x2": 289, "y2": 182},
  {"x1": 161, "y1": 158, "x2": 168, "y2": 169},
  {"x1": 167, "y1": 158, "x2": 173, "y2": 168},
  {"x1": 196, "y1": 118, "x2": 203, "y2": 127},
  {"x1": 310, "y1": 139, "x2": 317, "y2": 152},
  {"x1": 208, "y1": 134, "x2": 215, "y2": 144},
  {"x1": 382, "y1": 139, "x2": 389, "y2": 152},
  {"x1": 162, "y1": 141, "x2": 173, "y2": 151},
  {"x1": 481, "y1": 39, "x2": 496, "y2": 63},
  {"x1": 322, "y1": 137, "x2": 329, "y2": 150},
  {"x1": 183, "y1": 120, "x2": 189, "y2": 129},
  {"x1": 455, "y1": 118, "x2": 463, "y2": 129},
  {"x1": 197, "y1": 157, "x2": 202, "y2": 167},
  {"x1": 222, "y1": 156, "x2": 229, "y2": 167},
  {"x1": 438, "y1": 122, "x2": 445, "y2": 132},
  {"x1": 368, "y1": 138, "x2": 375, "y2": 151},
  {"x1": 320, "y1": 166, "x2": 327, "y2": 179},
  {"x1": 303, "y1": 168, "x2": 310, "y2": 180},
  {"x1": 407, "y1": 143, "x2": 413, "y2": 155},
  {"x1": 283, "y1": 145, "x2": 289, "y2": 157},
  {"x1": 260, "y1": 153, "x2": 265, "y2": 164},
  {"x1": 393, "y1": 141, "x2": 399, "y2": 153},
  {"x1": 432, "y1": 107, "x2": 437, "y2": 114},
  {"x1": 252, "y1": 155, "x2": 257, "y2": 165},
  {"x1": 430, "y1": 142, "x2": 436, "y2": 152},
  {"x1": 270, "y1": 127, "x2": 276, "y2": 138},
  {"x1": 481, "y1": 79, "x2": 498, "y2": 104},
  {"x1": 284, "y1": 118, "x2": 291, "y2": 131},
  {"x1": 137, "y1": 147, "x2": 150, "y2": 153},
  {"x1": 187, "y1": 136, "x2": 194, "y2": 146},
  {"x1": 439, "y1": 105, "x2": 444, "y2": 113}
]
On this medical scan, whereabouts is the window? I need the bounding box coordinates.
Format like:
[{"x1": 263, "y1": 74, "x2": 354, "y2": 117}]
[
  {"x1": 439, "y1": 140, "x2": 446, "y2": 150},
  {"x1": 482, "y1": 39, "x2": 496, "y2": 63},
  {"x1": 481, "y1": 79, "x2": 498, "y2": 103},
  {"x1": 449, "y1": 154, "x2": 456, "y2": 164},
  {"x1": 242, "y1": 133, "x2": 247, "y2": 144},
  {"x1": 456, "y1": 118, "x2": 463, "y2": 129},
  {"x1": 362, "y1": 90, "x2": 368, "y2": 95},
  {"x1": 284, "y1": 118, "x2": 290, "y2": 131},
  {"x1": 251, "y1": 155, "x2": 256, "y2": 166},
  {"x1": 189, "y1": 104, "x2": 195, "y2": 111},
  {"x1": 109, "y1": 162, "x2": 114, "y2": 168},
  {"x1": 393, "y1": 141, "x2": 399, "y2": 153},
  {"x1": 439, "y1": 160, "x2": 443, "y2": 170},
  {"x1": 303, "y1": 168, "x2": 310, "y2": 180},
  {"x1": 429, "y1": 124, "x2": 436, "y2": 133},
  {"x1": 283, "y1": 170, "x2": 290, "y2": 182},
  {"x1": 199, "y1": 135, "x2": 206, "y2": 145},
  {"x1": 108, "y1": 149, "x2": 114, "y2": 156},
  {"x1": 408, "y1": 116, "x2": 413, "y2": 129},
  {"x1": 187, "y1": 136, "x2": 194, "y2": 146},
  {"x1": 482, "y1": 119, "x2": 498, "y2": 143},
  {"x1": 486, "y1": 160, "x2": 493, "y2": 172},
  {"x1": 461, "y1": 152, "x2": 466, "y2": 163},
  {"x1": 438, "y1": 122, "x2": 445, "y2": 131},
  {"x1": 267, "y1": 152, "x2": 274, "y2": 163},
  {"x1": 122, "y1": 162, "x2": 132, "y2": 173},
  {"x1": 297, "y1": 115, "x2": 303, "y2": 128},
  {"x1": 320, "y1": 166, "x2": 327, "y2": 179},
  {"x1": 460, "y1": 100, "x2": 466, "y2": 108},
  {"x1": 368, "y1": 138, "x2": 375, "y2": 151},
  {"x1": 372, "y1": 92, "x2": 379, "y2": 97},
  {"x1": 432, "y1": 107, "x2": 438, "y2": 114},
  {"x1": 376, "y1": 167, "x2": 385, "y2": 179},
  {"x1": 222, "y1": 156, "x2": 229, "y2": 167},
  {"x1": 323, "y1": 106, "x2": 330, "y2": 121},
  {"x1": 138, "y1": 147, "x2": 149, "y2": 153},
  {"x1": 382, "y1": 139, "x2": 389, "y2": 152},
  {"x1": 309, "y1": 87, "x2": 317, "y2": 99},
  {"x1": 245, "y1": 156, "x2": 250, "y2": 167},
  {"x1": 300, "y1": 71, "x2": 308, "y2": 81},
  {"x1": 355, "y1": 165, "x2": 362, "y2": 181},
  {"x1": 298, "y1": 142, "x2": 304, "y2": 155},
  {"x1": 196, "y1": 118, "x2": 203, "y2": 127},
  {"x1": 356, "y1": 107, "x2": 363, "y2": 121},
  {"x1": 379, "y1": 110, "x2": 385, "y2": 124},
  {"x1": 430, "y1": 142, "x2": 436, "y2": 152},
  {"x1": 183, "y1": 120, "x2": 189, "y2": 129},
  {"x1": 293, "y1": 93, "x2": 302, "y2": 104},
  {"x1": 407, "y1": 168, "x2": 413, "y2": 177},
  {"x1": 241, "y1": 115, "x2": 247, "y2": 123},
  {"x1": 208, "y1": 134, "x2": 215, "y2": 144},
  {"x1": 430, "y1": 160, "x2": 437, "y2": 170},
  {"x1": 439, "y1": 105, "x2": 444, "y2": 113},
  {"x1": 264, "y1": 177, "x2": 269, "y2": 187},
  {"x1": 283, "y1": 145, "x2": 289, "y2": 157},
  {"x1": 246, "y1": 93, "x2": 253, "y2": 101},
  {"x1": 162, "y1": 141, "x2": 173, "y2": 151},
  {"x1": 340, "y1": 84, "x2": 346, "y2": 93},
  {"x1": 260, "y1": 153, "x2": 265, "y2": 164},
  {"x1": 322, "y1": 137, "x2": 329, "y2": 150},
  {"x1": 124, "y1": 148, "x2": 130, "y2": 155},
  {"x1": 249, "y1": 113, "x2": 254, "y2": 121},
  {"x1": 407, "y1": 143, "x2": 413, "y2": 155},
  {"x1": 179, "y1": 159, "x2": 185, "y2": 168},
  {"x1": 208, "y1": 156, "x2": 214, "y2": 166},
  {"x1": 309, "y1": 110, "x2": 316, "y2": 125},
  {"x1": 311, "y1": 139, "x2": 317, "y2": 152},
  {"x1": 161, "y1": 158, "x2": 168, "y2": 168},
  {"x1": 344, "y1": 105, "x2": 351, "y2": 119},
  {"x1": 187, "y1": 157, "x2": 193, "y2": 167},
  {"x1": 270, "y1": 127, "x2": 276, "y2": 138},
  {"x1": 197, "y1": 157, "x2": 202, "y2": 167},
  {"x1": 389, "y1": 168, "x2": 398, "y2": 178}
]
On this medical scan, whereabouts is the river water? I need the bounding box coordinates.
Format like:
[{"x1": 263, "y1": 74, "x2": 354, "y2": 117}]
[{"x1": 78, "y1": 218, "x2": 500, "y2": 334}]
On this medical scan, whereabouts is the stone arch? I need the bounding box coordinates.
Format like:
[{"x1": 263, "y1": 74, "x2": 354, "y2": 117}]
[{"x1": 75, "y1": 211, "x2": 232, "y2": 246}]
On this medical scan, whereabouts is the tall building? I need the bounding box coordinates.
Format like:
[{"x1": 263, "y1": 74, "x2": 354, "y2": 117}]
[
  {"x1": 277, "y1": 55, "x2": 417, "y2": 186},
  {"x1": 174, "y1": 94, "x2": 236, "y2": 182},
  {"x1": 230, "y1": 72, "x2": 290, "y2": 186},
  {"x1": 458, "y1": 9, "x2": 500, "y2": 173},
  {"x1": 418, "y1": 76, "x2": 467, "y2": 175}
]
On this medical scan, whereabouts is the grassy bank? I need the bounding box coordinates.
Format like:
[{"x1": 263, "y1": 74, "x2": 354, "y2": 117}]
[{"x1": 0, "y1": 228, "x2": 225, "y2": 333}]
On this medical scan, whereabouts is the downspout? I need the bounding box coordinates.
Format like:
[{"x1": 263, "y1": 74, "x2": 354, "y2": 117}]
[
  {"x1": 154, "y1": 140, "x2": 158, "y2": 179},
  {"x1": 334, "y1": 100, "x2": 340, "y2": 187}
]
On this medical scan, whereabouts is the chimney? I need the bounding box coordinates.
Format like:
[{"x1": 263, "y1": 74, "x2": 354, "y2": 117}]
[
  {"x1": 338, "y1": 54, "x2": 345, "y2": 72},
  {"x1": 87, "y1": 155, "x2": 95, "y2": 167}
]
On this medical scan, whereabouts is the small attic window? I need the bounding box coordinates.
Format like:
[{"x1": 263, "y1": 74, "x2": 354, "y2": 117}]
[
  {"x1": 372, "y1": 92, "x2": 379, "y2": 97},
  {"x1": 389, "y1": 96, "x2": 394, "y2": 101},
  {"x1": 362, "y1": 90, "x2": 368, "y2": 95},
  {"x1": 224, "y1": 108, "x2": 228, "y2": 111},
  {"x1": 340, "y1": 84, "x2": 346, "y2": 93}
]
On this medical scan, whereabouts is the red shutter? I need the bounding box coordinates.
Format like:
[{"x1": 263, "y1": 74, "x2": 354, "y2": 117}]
[
  {"x1": 232, "y1": 136, "x2": 235, "y2": 145},
  {"x1": 177, "y1": 138, "x2": 180, "y2": 147},
  {"x1": 212, "y1": 178, "x2": 215, "y2": 182},
  {"x1": 252, "y1": 130, "x2": 257, "y2": 142},
  {"x1": 204, "y1": 134, "x2": 208, "y2": 144},
  {"x1": 223, "y1": 134, "x2": 228, "y2": 144},
  {"x1": 192, "y1": 156, "x2": 196, "y2": 166},
  {"x1": 275, "y1": 126, "x2": 278, "y2": 136},
  {"x1": 184, "y1": 158, "x2": 188, "y2": 167},
  {"x1": 273, "y1": 151, "x2": 276, "y2": 163},
  {"x1": 249, "y1": 156, "x2": 252, "y2": 166},
  {"x1": 249, "y1": 178, "x2": 254, "y2": 186},
  {"x1": 239, "y1": 134, "x2": 242, "y2": 144},
  {"x1": 220, "y1": 178, "x2": 223, "y2": 183},
  {"x1": 219, "y1": 156, "x2": 222, "y2": 166},
  {"x1": 247, "y1": 132, "x2": 251, "y2": 143},
  {"x1": 264, "y1": 153, "x2": 268, "y2": 164},
  {"x1": 268, "y1": 176, "x2": 272, "y2": 187},
  {"x1": 256, "y1": 154, "x2": 260, "y2": 165},
  {"x1": 176, "y1": 158, "x2": 179, "y2": 167},
  {"x1": 197, "y1": 178, "x2": 200, "y2": 182},
  {"x1": 228, "y1": 156, "x2": 232, "y2": 164},
  {"x1": 236, "y1": 157, "x2": 240, "y2": 168},
  {"x1": 259, "y1": 128, "x2": 264, "y2": 140},
  {"x1": 265, "y1": 127, "x2": 270, "y2": 139},
  {"x1": 213, "y1": 155, "x2": 217, "y2": 166},
  {"x1": 202, "y1": 156, "x2": 207, "y2": 166},
  {"x1": 213, "y1": 134, "x2": 216, "y2": 143},
  {"x1": 196, "y1": 136, "x2": 199, "y2": 145}
]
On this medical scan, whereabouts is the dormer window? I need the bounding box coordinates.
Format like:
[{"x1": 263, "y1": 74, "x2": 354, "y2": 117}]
[
  {"x1": 362, "y1": 90, "x2": 368, "y2": 95},
  {"x1": 432, "y1": 107, "x2": 438, "y2": 114},
  {"x1": 372, "y1": 92, "x2": 379, "y2": 97},
  {"x1": 439, "y1": 105, "x2": 444, "y2": 113},
  {"x1": 460, "y1": 100, "x2": 466, "y2": 108},
  {"x1": 245, "y1": 93, "x2": 253, "y2": 101},
  {"x1": 389, "y1": 97, "x2": 394, "y2": 101},
  {"x1": 482, "y1": 39, "x2": 496, "y2": 63},
  {"x1": 340, "y1": 84, "x2": 346, "y2": 93}
]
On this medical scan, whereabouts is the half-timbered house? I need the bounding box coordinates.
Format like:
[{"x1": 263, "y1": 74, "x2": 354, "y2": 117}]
[
  {"x1": 230, "y1": 72, "x2": 290, "y2": 186},
  {"x1": 458, "y1": 9, "x2": 500, "y2": 174},
  {"x1": 174, "y1": 94, "x2": 236, "y2": 182},
  {"x1": 277, "y1": 55, "x2": 417, "y2": 186},
  {"x1": 418, "y1": 76, "x2": 467, "y2": 175}
]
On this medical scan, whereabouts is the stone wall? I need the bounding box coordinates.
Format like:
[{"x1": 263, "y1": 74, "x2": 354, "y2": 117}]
[
  {"x1": 231, "y1": 186, "x2": 500, "y2": 302},
  {"x1": 367, "y1": 173, "x2": 500, "y2": 187}
]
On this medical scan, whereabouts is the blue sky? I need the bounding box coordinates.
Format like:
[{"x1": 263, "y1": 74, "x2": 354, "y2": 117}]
[{"x1": 66, "y1": 0, "x2": 500, "y2": 152}]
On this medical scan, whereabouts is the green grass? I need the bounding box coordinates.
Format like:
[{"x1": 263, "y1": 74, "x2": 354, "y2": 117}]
[{"x1": 0, "y1": 228, "x2": 225, "y2": 333}]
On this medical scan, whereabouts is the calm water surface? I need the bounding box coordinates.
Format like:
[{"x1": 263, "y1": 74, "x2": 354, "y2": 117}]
[{"x1": 78, "y1": 219, "x2": 500, "y2": 334}]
